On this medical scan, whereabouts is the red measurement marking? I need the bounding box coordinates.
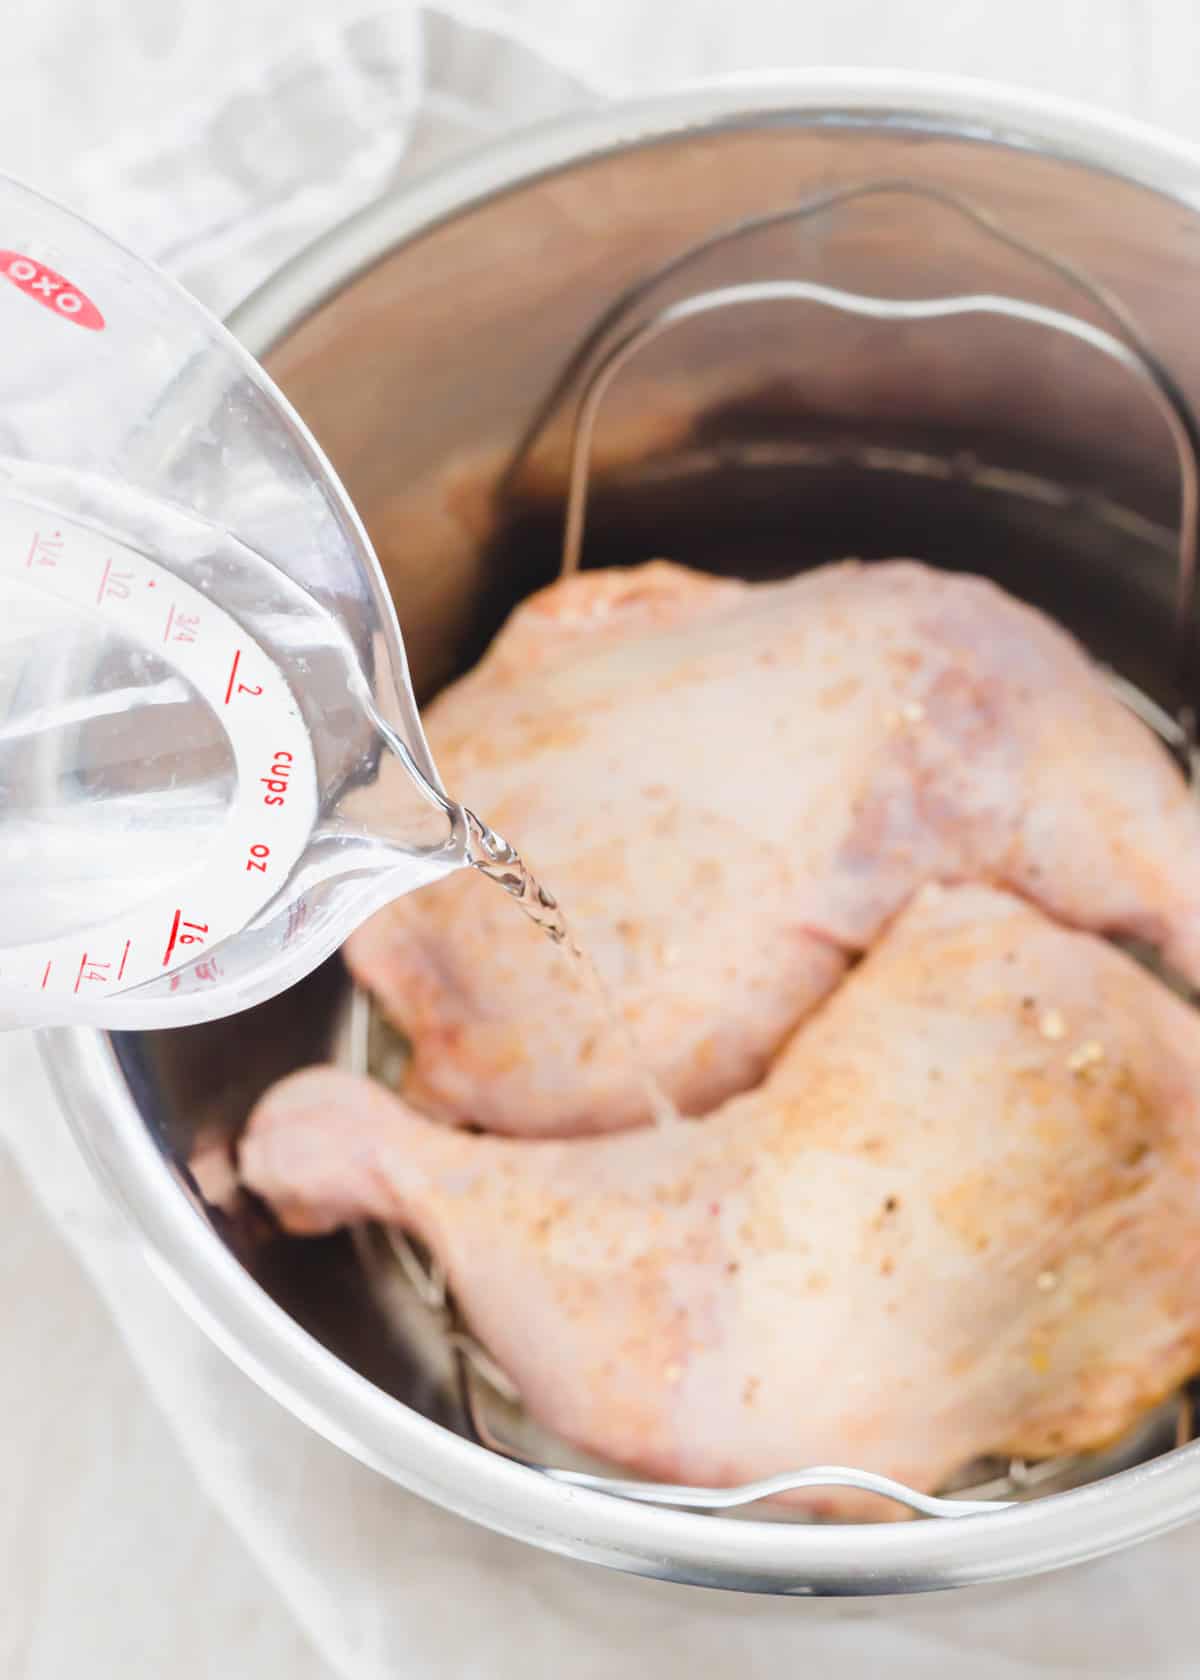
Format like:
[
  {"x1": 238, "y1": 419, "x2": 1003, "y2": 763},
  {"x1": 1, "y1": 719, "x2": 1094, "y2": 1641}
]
[
  {"x1": 224, "y1": 649, "x2": 241, "y2": 705},
  {"x1": 74, "y1": 947, "x2": 119, "y2": 990},
  {"x1": 117, "y1": 940, "x2": 131, "y2": 981},
  {"x1": 163, "y1": 605, "x2": 200, "y2": 646},
  {"x1": 95, "y1": 559, "x2": 133, "y2": 604},
  {"x1": 164, "y1": 915, "x2": 208, "y2": 971},
  {"x1": 147, "y1": 580, "x2": 157, "y2": 589},
  {"x1": 24, "y1": 529, "x2": 62, "y2": 569},
  {"x1": 40, "y1": 961, "x2": 52, "y2": 990},
  {"x1": 284, "y1": 898, "x2": 309, "y2": 947}
]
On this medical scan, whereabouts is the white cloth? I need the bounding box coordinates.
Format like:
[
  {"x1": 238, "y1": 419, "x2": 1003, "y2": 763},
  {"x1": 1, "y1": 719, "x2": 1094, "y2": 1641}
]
[{"x1": 8, "y1": 4, "x2": 1200, "y2": 1675}]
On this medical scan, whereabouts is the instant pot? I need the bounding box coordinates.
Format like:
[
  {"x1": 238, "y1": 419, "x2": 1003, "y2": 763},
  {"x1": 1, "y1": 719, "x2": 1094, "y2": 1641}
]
[{"x1": 44, "y1": 74, "x2": 1200, "y2": 1593}]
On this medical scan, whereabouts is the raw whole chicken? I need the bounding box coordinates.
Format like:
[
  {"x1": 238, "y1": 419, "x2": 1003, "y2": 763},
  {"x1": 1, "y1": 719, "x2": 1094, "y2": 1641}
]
[
  {"x1": 242, "y1": 883, "x2": 1200, "y2": 1518},
  {"x1": 349, "y1": 559, "x2": 1200, "y2": 1137}
]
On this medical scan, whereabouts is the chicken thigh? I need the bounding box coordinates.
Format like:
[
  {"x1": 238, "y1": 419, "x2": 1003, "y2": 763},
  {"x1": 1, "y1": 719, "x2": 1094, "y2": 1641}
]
[
  {"x1": 349, "y1": 559, "x2": 1200, "y2": 1136},
  {"x1": 243, "y1": 883, "x2": 1200, "y2": 1518}
]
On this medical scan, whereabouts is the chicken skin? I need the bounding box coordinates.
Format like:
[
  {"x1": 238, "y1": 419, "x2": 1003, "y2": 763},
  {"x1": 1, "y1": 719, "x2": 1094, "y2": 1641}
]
[
  {"x1": 243, "y1": 884, "x2": 1200, "y2": 1518},
  {"x1": 349, "y1": 559, "x2": 1200, "y2": 1137}
]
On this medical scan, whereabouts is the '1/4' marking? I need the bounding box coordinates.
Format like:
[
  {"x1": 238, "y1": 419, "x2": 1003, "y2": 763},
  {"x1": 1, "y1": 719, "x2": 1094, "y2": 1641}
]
[{"x1": 25, "y1": 529, "x2": 62, "y2": 570}]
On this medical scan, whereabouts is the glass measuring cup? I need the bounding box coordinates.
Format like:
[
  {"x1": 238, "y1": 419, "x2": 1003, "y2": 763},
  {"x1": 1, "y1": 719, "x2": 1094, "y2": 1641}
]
[{"x1": 0, "y1": 172, "x2": 473, "y2": 1031}]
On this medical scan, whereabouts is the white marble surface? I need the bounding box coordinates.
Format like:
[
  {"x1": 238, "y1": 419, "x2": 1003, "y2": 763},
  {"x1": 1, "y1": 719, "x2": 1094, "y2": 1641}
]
[{"x1": 8, "y1": 2, "x2": 1200, "y2": 1674}]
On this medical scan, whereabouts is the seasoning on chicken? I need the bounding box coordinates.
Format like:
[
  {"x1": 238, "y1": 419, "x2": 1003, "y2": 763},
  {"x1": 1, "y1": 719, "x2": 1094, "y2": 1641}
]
[
  {"x1": 348, "y1": 559, "x2": 1200, "y2": 1136},
  {"x1": 242, "y1": 884, "x2": 1200, "y2": 1518}
]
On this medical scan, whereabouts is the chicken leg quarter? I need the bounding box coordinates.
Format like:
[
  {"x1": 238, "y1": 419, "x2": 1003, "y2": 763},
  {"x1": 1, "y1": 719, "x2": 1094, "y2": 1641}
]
[
  {"x1": 243, "y1": 884, "x2": 1200, "y2": 1518},
  {"x1": 349, "y1": 559, "x2": 1200, "y2": 1137}
]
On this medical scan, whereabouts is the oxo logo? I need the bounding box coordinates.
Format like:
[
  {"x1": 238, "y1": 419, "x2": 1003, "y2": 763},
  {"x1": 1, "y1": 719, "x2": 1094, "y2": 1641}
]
[{"x1": 0, "y1": 251, "x2": 105, "y2": 330}]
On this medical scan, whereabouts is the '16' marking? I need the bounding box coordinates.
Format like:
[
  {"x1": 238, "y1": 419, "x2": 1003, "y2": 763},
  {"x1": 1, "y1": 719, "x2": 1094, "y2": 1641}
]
[{"x1": 163, "y1": 911, "x2": 208, "y2": 967}]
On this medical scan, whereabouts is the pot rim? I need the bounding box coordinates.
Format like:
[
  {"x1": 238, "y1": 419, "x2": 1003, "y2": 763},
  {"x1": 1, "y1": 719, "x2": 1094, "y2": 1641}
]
[
  {"x1": 229, "y1": 68, "x2": 1200, "y2": 354},
  {"x1": 49, "y1": 72, "x2": 1200, "y2": 1594}
]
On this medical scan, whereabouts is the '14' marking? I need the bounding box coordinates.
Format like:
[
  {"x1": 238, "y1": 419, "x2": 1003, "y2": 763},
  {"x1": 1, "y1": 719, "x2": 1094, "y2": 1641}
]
[{"x1": 74, "y1": 942, "x2": 130, "y2": 992}]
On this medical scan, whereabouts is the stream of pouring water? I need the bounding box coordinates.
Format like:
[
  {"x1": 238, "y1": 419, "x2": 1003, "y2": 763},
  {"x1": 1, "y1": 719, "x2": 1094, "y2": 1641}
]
[{"x1": 463, "y1": 810, "x2": 681, "y2": 1127}]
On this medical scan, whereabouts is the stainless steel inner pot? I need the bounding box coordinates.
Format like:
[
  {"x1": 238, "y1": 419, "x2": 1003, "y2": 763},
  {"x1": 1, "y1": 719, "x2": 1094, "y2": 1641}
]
[{"x1": 44, "y1": 75, "x2": 1200, "y2": 1594}]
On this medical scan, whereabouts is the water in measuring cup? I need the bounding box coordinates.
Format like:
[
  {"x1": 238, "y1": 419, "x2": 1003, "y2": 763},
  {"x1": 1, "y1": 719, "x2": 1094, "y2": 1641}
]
[
  {"x1": 0, "y1": 475, "x2": 461, "y2": 1028},
  {"x1": 0, "y1": 475, "x2": 680, "y2": 1122}
]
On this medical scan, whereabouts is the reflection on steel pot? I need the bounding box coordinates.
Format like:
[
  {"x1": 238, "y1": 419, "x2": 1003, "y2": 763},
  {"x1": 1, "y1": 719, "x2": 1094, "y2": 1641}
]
[{"x1": 41, "y1": 75, "x2": 1200, "y2": 1593}]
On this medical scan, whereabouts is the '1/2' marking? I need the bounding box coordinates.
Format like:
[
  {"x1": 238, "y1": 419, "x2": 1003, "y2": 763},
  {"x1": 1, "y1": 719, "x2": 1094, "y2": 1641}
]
[{"x1": 96, "y1": 557, "x2": 133, "y2": 604}]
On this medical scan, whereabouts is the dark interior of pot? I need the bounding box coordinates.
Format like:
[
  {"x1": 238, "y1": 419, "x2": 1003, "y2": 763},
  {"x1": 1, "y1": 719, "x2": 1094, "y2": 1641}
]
[{"x1": 109, "y1": 112, "x2": 1200, "y2": 1507}]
